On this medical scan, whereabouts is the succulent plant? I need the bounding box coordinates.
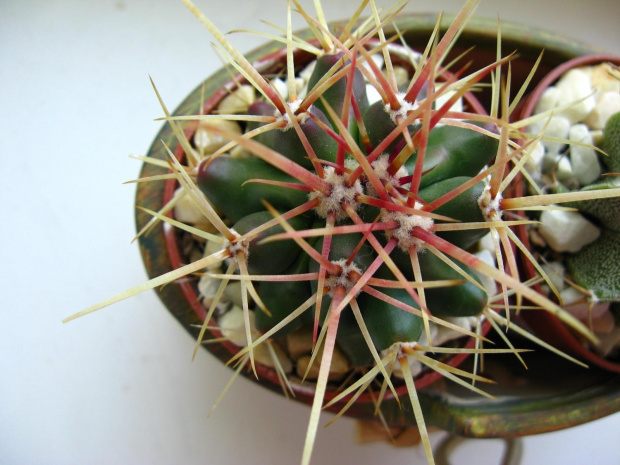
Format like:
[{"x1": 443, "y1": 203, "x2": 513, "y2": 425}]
[{"x1": 64, "y1": 0, "x2": 620, "y2": 463}]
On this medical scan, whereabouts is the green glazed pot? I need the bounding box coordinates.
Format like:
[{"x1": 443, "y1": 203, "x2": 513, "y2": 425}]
[{"x1": 135, "y1": 14, "x2": 620, "y2": 434}]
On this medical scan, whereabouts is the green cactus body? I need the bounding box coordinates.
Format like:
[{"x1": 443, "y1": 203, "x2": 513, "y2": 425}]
[
  {"x1": 389, "y1": 247, "x2": 487, "y2": 318},
  {"x1": 418, "y1": 176, "x2": 487, "y2": 249},
  {"x1": 416, "y1": 123, "x2": 499, "y2": 189},
  {"x1": 566, "y1": 230, "x2": 620, "y2": 302},
  {"x1": 566, "y1": 111, "x2": 620, "y2": 302},
  {"x1": 256, "y1": 252, "x2": 313, "y2": 336},
  {"x1": 600, "y1": 111, "x2": 620, "y2": 173}
]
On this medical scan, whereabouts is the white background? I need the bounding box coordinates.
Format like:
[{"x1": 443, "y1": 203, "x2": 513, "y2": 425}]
[{"x1": 2, "y1": 1, "x2": 620, "y2": 464}]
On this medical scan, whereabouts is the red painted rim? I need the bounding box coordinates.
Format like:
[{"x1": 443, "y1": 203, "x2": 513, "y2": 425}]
[{"x1": 517, "y1": 54, "x2": 620, "y2": 373}]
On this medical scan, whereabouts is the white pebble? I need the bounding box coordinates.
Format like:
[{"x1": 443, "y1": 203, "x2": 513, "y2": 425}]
[
  {"x1": 540, "y1": 261, "x2": 566, "y2": 292},
  {"x1": 569, "y1": 123, "x2": 601, "y2": 185},
  {"x1": 198, "y1": 275, "x2": 221, "y2": 299},
  {"x1": 556, "y1": 155, "x2": 578, "y2": 188},
  {"x1": 361, "y1": 53, "x2": 384, "y2": 74},
  {"x1": 472, "y1": 249, "x2": 498, "y2": 296},
  {"x1": 555, "y1": 68, "x2": 596, "y2": 124},
  {"x1": 584, "y1": 91, "x2": 620, "y2": 130},
  {"x1": 218, "y1": 306, "x2": 255, "y2": 347},
  {"x1": 270, "y1": 78, "x2": 288, "y2": 100},
  {"x1": 538, "y1": 210, "x2": 600, "y2": 253},
  {"x1": 434, "y1": 88, "x2": 463, "y2": 114},
  {"x1": 590, "y1": 63, "x2": 620, "y2": 94},
  {"x1": 478, "y1": 232, "x2": 496, "y2": 255},
  {"x1": 434, "y1": 317, "x2": 473, "y2": 347},
  {"x1": 393, "y1": 66, "x2": 410, "y2": 89},
  {"x1": 217, "y1": 85, "x2": 255, "y2": 114},
  {"x1": 534, "y1": 86, "x2": 562, "y2": 115},
  {"x1": 560, "y1": 286, "x2": 586, "y2": 306},
  {"x1": 224, "y1": 281, "x2": 252, "y2": 308},
  {"x1": 298, "y1": 60, "x2": 316, "y2": 82}
]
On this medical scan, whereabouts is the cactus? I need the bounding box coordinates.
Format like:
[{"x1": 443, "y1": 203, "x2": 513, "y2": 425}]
[
  {"x1": 567, "y1": 112, "x2": 620, "y2": 302},
  {"x1": 63, "y1": 1, "x2": 620, "y2": 464}
]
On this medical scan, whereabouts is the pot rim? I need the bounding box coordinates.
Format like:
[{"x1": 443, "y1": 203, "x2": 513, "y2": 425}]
[{"x1": 161, "y1": 39, "x2": 493, "y2": 406}]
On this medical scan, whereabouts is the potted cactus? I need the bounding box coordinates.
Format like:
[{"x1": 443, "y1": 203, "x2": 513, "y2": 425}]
[
  {"x1": 516, "y1": 54, "x2": 620, "y2": 372},
  {"x1": 64, "y1": 0, "x2": 620, "y2": 463}
]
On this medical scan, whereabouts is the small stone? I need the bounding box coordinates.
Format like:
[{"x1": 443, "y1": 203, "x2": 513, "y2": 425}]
[
  {"x1": 556, "y1": 155, "x2": 578, "y2": 188},
  {"x1": 472, "y1": 249, "x2": 498, "y2": 296},
  {"x1": 564, "y1": 299, "x2": 610, "y2": 322},
  {"x1": 366, "y1": 83, "x2": 383, "y2": 105},
  {"x1": 173, "y1": 188, "x2": 205, "y2": 224},
  {"x1": 584, "y1": 91, "x2": 620, "y2": 130},
  {"x1": 218, "y1": 306, "x2": 256, "y2": 347},
  {"x1": 478, "y1": 232, "x2": 496, "y2": 255},
  {"x1": 540, "y1": 261, "x2": 566, "y2": 292},
  {"x1": 434, "y1": 88, "x2": 463, "y2": 114},
  {"x1": 362, "y1": 53, "x2": 384, "y2": 74},
  {"x1": 524, "y1": 140, "x2": 545, "y2": 176},
  {"x1": 539, "y1": 115, "x2": 570, "y2": 157},
  {"x1": 230, "y1": 144, "x2": 251, "y2": 159},
  {"x1": 534, "y1": 86, "x2": 562, "y2": 115},
  {"x1": 560, "y1": 286, "x2": 586, "y2": 306},
  {"x1": 270, "y1": 78, "x2": 288, "y2": 100},
  {"x1": 224, "y1": 281, "x2": 252, "y2": 308},
  {"x1": 217, "y1": 85, "x2": 255, "y2": 114},
  {"x1": 538, "y1": 210, "x2": 601, "y2": 253},
  {"x1": 596, "y1": 326, "x2": 620, "y2": 357},
  {"x1": 434, "y1": 317, "x2": 473, "y2": 347},
  {"x1": 590, "y1": 63, "x2": 620, "y2": 95},
  {"x1": 393, "y1": 65, "x2": 410, "y2": 90},
  {"x1": 286, "y1": 326, "x2": 314, "y2": 361},
  {"x1": 569, "y1": 123, "x2": 601, "y2": 185},
  {"x1": 555, "y1": 68, "x2": 596, "y2": 124},
  {"x1": 194, "y1": 119, "x2": 242, "y2": 155},
  {"x1": 298, "y1": 60, "x2": 316, "y2": 82},
  {"x1": 590, "y1": 129, "x2": 604, "y2": 146},
  {"x1": 296, "y1": 345, "x2": 350, "y2": 381},
  {"x1": 198, "y1": 274, "x2": 220, "y2": 299}
]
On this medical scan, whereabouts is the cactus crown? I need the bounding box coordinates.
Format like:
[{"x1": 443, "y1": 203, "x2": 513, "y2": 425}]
[{"x1": 64, "y1": 1, "x2": 620, "y2": 464}]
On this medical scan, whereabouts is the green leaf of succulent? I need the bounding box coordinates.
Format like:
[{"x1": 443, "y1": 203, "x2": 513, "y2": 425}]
[
  {"x1": 307, "y1": 52, "x2": 369, "y2": 131},
  {"x1": 418, "y1": 123, "x2": 499, "y2": 189},
  {"x1": 600, "y1": 111, "x2": 620, "y2": 173},
  {"x1": 358, "y1": 286, "x2": 423, "y2": 352},
  {"x1": 389, "y1": 248, "x2": 487, "y2": 318},
  {"x1": 566, "y1": 230, "x2": 620, "y2": 302},
  {"x1": 576, "y1": 178, "x2": 620, "y2": 231},
  {"x1": 232, "y1": 210, "x2": 311, "y2": 274},
  {"x1": 418, "y1": 176, "x2": 487, "y2": 249},
  {"x1": 197, "y1": 155, "x2": 308, "y2": 222}
]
